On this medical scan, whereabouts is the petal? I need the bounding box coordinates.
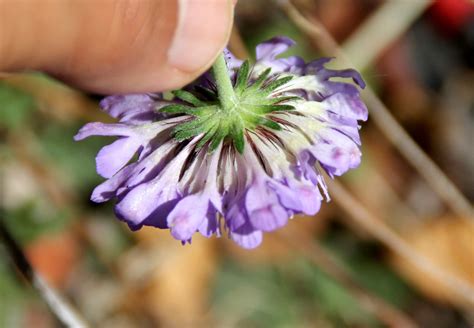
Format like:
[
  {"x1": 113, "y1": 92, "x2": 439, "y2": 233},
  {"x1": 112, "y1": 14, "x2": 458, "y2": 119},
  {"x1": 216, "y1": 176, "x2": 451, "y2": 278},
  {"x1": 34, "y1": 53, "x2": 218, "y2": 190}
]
[
  {"x1": 256, "y1": 36, "x2": 296, "y2": 61},
  {"x1": 230, "y1": 229, "x2": 263, "y2": 249},
  {"x1": 96, "y1": 137, "x2": 142, "y2": 178},
  {"x1": 167, "y1": 194, "x2": 208, "y2": 241},
  {"x1": 277, "y1": 56, "x2": 306, "y2": 74},
  {"x1": 287, "y1": 181, "x2": 322, "y2": 215},
  {"x1": 91, "y1": 163, "x2": 137, "y2": 202},
  {"x1": 95, "y1": 142, "x2": 175, "y2": 202},
  {"x1": 115, "y1": 177, "x2": 180, "y2": 229},
  {"x1": 74, "y1": 122, "x2": 134, "y2": 140},
  {"x1": 323, "y1": 93, "x2": 368, "y2": 121},
  {"x1": 100, "y1": 94, "x2": 155, "y2": 119},
  {"x1": 246, "y1": 181, "x2": 289, "y2": 232},
  {"x1": 249, "y1": 204, "x2": 288, "y2": 232},
  {"x1": 320, "y1": 68, "x2": 365, "y2": 89},
  {"x1": 223, "y1": 48, "x2": 243, "y2": 70},
  {"x1": 268, "y1": 181, "x2": 301, "y2": 212},
  {"x1": 325, "y1": 113, "x2": 361, "y2": 145},
  {"x1": 312, "y1": 129, "x2": 362, "y2": 176},
  {"x1": 305, "y1": 57, "x2": 334, "y2": 72},
  {"x1": 198, "y1": 206, "x2": 221, "y2": 238},
  {"x1": 276, "y1": 75, "x2": 321, "y2": 94},
  {"x1": 296, "y1": 151, "x2": 321, "y2": 186},
  {"x1": 225, "y1": 197, "x2": 248, "y2": 231},
  {"x1": 125, "y1": 141, "x2": 177, "y2": 188}
]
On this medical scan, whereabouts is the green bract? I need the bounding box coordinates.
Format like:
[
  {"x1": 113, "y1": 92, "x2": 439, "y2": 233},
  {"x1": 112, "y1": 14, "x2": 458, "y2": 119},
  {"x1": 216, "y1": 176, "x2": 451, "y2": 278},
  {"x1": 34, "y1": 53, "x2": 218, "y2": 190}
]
[{"x1": 159, "y1": 59, "x2": 299, "y2": 154}]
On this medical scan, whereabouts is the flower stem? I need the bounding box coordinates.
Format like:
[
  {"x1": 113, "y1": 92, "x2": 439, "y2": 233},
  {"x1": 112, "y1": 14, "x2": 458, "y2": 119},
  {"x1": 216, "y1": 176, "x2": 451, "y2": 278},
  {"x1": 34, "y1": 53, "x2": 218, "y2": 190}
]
[{"x1": 211, "y1": 53, "x2": 237, "y2": 111}]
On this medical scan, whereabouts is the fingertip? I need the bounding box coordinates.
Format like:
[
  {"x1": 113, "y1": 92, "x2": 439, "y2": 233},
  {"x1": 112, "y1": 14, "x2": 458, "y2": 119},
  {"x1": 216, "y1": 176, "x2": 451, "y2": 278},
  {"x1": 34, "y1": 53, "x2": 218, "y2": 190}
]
[
  {"x1": 36, "y1": 0, "x2": 235, "y2": 94},
  {"x1": 100, "y1": 0, "x2": 234, "y2": 93},
  {"x1": 166, "y1": 0, "x2": 234, "y2": 73}
]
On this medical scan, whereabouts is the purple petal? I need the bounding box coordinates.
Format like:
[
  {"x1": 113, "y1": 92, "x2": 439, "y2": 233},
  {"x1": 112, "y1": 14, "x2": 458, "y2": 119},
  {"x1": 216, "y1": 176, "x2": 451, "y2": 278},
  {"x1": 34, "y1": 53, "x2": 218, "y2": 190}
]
[
  {"x1": 100, "y1": 94, "x2": 154, "y2": 117},
  {"x1": 305, "y1": 57, "x2": 334, "y2": 72},
  {"x1": 320, "y1": 68, "x2": 365, "y2": 89},
  {"x1": 295, "y1": 151, "x2": 321, "y2": 186},
  {"x1": 312, "y1": 129, "x2": 362, "y2": 177},
  {"x1": 323, "y1": 92, "x2": 368, "y2": 121},
  {"x1": 288, "y1": 181, "x2": 322, "y2": 215},
  {"x1": 198, "y1": 206, "x2": 221, "y2": 238},
  {"x1": 167, "y1": 194, "x2": 208, "y2": 241},
  {"x1": 268, "y1": 181, "x2": 301, "y2": 212},
  {"x1": 96, "y1": 137, "x2": 142, "y2": 178},
  {"x1": 256, "y1": 36, "x2": 296, "y2": 61},
  {"x1": 91, "y1": 163, "x2": 137, "y2": 202},
  {"x1": 74, "y1": 122, "x2": 134, "y2": 140},
  {"x1": 278, "y1": 56, "x2": 305, "y2": 74},
  {"x1": 245, "y1": 180, "x2": 289, "y2": 232},
  {"x1": 225, "y1": 196, "x2": 247, "y2": 231},
  {"x1": 125, "y1": 142, "x2": 177, "y2": 188},
  {"x1": 115, "y1": 177, "x2": 180, "y2": 229},
  {"x1": 223, "y1": 48, "x2": 243, "y2": 70},
  {"x1": 325, "y1": 113, "x2": 361, "y2": 145},
  {"x1": 230, "y1": 228, "x2": 263, "y2": 249},
  {"x1": 91, "y1": 142, "x2": 175, "y2": 203},
  {"x1": 249, "y1": 204, "x2": 288, "y2": 232},
  {"x1": 271, "y1": 180, "x2": 322, "y2": 216}
]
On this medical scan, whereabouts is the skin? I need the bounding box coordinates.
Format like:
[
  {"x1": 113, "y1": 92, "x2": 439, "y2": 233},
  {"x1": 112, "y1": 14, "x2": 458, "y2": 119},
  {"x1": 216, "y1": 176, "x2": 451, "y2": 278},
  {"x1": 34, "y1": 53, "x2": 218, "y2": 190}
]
[{"x1": 0, "y1": 0, "x2": 236, "y2": 94}]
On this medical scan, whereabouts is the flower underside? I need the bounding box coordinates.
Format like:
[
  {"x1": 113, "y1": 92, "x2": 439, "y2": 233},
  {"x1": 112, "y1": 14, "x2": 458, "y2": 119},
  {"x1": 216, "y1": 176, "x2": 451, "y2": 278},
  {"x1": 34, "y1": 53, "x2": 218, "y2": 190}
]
[
  {"x1": 74, "y1": 36, "x2": 368, "y2": 249},
  {"x1": 162, "y1": 61, "x2": 298, "y2": 154}
]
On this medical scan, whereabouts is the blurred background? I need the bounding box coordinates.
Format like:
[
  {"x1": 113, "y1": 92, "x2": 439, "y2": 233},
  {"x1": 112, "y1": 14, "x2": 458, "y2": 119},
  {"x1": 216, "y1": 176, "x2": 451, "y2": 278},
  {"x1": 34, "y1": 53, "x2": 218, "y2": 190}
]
[{"x1": 0, "y1": 0, "x2": 473, "y2": 327}]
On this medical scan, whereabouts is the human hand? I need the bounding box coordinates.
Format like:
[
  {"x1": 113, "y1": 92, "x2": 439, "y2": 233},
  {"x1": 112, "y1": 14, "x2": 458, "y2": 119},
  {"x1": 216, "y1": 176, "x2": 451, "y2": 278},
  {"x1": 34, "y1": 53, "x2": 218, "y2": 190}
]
[{"x1": 0, "y1": 0, "x2": 235, "y2": 93}]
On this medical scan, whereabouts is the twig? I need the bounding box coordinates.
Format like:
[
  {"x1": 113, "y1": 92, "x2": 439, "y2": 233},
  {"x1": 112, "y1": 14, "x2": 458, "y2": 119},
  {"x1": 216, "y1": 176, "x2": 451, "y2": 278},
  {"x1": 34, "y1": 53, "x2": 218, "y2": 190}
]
[
  {"x1": 280, "y1": 0, "x2": 473, "y2": 219},
  {"x1": 278, "y1": 231, "x2": 419, "y2": 328},
  {"x1": 0, "y1": 214, "x2": 89, "y2": 327},
  {"x1": 0, "y1": 151, "x2": 88, "y2": 327},
  {"x1": 328, "y1": 179, "x2": 474, "y2": 309},
  {"x1": 342, "y1": 0, "x2": 432, "y2": 70}
]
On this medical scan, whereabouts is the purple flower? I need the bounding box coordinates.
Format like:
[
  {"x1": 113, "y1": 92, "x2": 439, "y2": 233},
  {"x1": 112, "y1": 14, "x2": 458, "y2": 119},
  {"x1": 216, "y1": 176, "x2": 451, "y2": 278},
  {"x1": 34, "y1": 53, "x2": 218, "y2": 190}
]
[{"x1": 75, "y1": 36, "x2": 367, "y2": 249}]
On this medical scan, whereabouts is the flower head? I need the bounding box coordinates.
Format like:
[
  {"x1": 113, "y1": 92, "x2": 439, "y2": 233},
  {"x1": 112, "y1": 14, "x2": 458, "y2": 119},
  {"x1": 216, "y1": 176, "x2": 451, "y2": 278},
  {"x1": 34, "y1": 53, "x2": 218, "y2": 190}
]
[{"x1": 75, "y1": 36, "x2": 367, "y2": 249}]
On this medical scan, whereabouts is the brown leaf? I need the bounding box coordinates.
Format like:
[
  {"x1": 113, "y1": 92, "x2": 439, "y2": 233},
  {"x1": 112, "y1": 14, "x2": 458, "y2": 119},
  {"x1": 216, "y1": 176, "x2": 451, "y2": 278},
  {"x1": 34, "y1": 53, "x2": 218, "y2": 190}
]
[
  {"x1": 133, "y1": 229, "x2": 219, "y2": 327},
  {"x1": 26, "y1": 230, "x2": 80, "y2": 288},
  {"x1": 390, "y1": 216, "x2": 474, "y2": 309}
]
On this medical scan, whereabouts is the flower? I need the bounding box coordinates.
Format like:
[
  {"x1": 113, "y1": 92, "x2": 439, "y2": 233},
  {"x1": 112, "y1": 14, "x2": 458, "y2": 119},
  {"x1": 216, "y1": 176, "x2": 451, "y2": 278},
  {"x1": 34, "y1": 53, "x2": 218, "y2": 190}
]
[{"x1": 75, "y1": 36, "x2": 367, "y2": 249}]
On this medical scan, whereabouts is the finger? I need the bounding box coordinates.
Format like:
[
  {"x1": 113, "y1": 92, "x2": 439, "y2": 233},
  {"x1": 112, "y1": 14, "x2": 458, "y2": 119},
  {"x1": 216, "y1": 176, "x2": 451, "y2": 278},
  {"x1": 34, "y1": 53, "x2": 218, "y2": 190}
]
[{"x1": 0, "y1": 0, "x2": 234, "y2": 93}]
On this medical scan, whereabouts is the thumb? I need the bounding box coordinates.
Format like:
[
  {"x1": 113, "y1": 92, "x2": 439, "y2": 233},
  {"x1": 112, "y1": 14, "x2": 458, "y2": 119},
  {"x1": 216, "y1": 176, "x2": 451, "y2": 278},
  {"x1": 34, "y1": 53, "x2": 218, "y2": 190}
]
[{"x1": 0, "y1": 0, "x2": 234, "y2": 93}]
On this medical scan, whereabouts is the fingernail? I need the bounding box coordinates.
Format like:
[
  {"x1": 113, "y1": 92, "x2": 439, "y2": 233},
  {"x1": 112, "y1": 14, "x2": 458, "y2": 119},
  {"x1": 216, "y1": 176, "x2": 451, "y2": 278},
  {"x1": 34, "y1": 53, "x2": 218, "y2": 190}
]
[{"x1": 167, "y1": 0, "x2": 233, "y2": 72}]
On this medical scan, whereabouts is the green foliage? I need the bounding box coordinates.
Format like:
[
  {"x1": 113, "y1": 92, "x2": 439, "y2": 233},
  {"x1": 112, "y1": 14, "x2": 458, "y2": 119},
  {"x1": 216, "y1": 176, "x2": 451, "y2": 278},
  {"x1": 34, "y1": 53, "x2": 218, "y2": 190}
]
[
  {"x1": 294, "y1": 260, "x2": 379, "y2": 327},
  {"x1": 212, "y1": 263, "x2": 305, "y2": 328},
  {"x1": 38, "y1": 123, "x2": 106, "y2": 191},
  {"x1": 0, "y1": 250, "x2": 32, "y2": 327},
  {"x1": 323, "y1": 230, "x2": 414, "y2": 308},
  {"x1": 212, "y1": 260, "x2": 381, "y2": 328},
  {"x1": 3, "y1": 201, "x2": 71, "y2": 244},
  {"x1": 0, "y1": 82, "x2": 35, "y2": 129}
]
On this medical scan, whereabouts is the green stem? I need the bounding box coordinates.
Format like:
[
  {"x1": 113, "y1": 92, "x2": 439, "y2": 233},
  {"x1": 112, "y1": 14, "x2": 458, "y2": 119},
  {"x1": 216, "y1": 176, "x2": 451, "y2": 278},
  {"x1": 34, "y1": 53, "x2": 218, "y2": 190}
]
[{"x1": 211, "y1": 53, "x2": 237, "y2": 111}]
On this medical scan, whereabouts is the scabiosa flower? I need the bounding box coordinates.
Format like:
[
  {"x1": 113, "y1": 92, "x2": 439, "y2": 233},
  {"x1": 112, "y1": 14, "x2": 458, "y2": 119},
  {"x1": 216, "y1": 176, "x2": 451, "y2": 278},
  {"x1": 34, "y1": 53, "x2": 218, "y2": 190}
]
[{"x1": 75, "y1": 36, "x2": 367, "y2": 249}]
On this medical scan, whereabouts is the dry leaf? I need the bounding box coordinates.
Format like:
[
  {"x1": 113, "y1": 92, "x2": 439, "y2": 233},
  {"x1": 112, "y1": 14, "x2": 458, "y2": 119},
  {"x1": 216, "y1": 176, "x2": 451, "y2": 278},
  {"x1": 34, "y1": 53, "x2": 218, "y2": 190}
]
[
  {"x1": 26, "y1": 230, "x2": 80, "y2": 288},
  {"x1": 390, "y1": 216, "x2": 474, "y2": 309},
  {"x1": 133, "y1": 229, "x2": 218, "y2": 327}
]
